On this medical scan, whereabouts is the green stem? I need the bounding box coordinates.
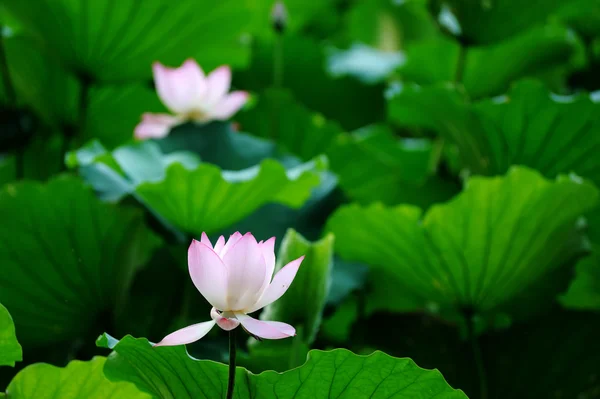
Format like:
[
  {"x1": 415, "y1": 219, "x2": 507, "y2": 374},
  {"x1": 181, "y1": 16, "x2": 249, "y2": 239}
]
[
  {"x1": 0, "y1": 31, "x2": 16, "y2": 103},
  {"x1": 467, "y1": 315, "x2": 488, "y2": 399},
  {"x1": 269, "y1": 33, "x2": 284, "y2": 141},
  {"x1": 61, "y1": 75, "x2": 91, "y2": 170},
  {"x1": 273, "y1": 34, "x2": 283, "y2": 89},
  {"x1": 0, "y1": 26, "x2": 25, "y2": 179},
  {"x1": 226, "y1": 329, "x2": 237, "y2": 399},
  {"x1": 454, "y1": 41, "x2": 466, "y2": 84},
  {"x1": 75, "y1": 75, "x2": 92, "y2": 147}
]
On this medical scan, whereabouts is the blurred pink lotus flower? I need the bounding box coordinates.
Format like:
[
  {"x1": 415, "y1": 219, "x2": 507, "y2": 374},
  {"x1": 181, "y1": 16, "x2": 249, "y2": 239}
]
[
  {"x1": 134, "y1": 59, "x2": 249, "y2": 140},
  {"x1": 155, "y1": 232, "x2": 304, "y2": 346}
]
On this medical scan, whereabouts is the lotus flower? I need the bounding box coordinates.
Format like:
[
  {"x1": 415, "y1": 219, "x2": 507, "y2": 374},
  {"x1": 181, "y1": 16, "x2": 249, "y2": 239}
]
[
  {"x1": 134, "y1": 59, "x2": 249, "y2": 140},
  {"x1": 155, "y1": 232, "x2": 304, "y2": 346}
]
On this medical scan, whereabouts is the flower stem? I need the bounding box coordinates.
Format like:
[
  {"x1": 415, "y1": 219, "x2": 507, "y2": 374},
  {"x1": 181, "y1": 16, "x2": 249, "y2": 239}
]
[
  {"x1": 0, "y1": 26, "x2": 24, "y2": 180},
  {"x1": 466, "y1": 312, "x2": 488, "y2": 399},
  {"x1": 226, "y1": 329, "x2": 237, "y2": 399}
]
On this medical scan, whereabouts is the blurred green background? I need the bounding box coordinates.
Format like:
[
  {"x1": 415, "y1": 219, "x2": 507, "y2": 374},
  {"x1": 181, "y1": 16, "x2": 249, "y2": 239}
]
[{"x1": 1, "y1": 0, "x2": 600, "y2": 398}]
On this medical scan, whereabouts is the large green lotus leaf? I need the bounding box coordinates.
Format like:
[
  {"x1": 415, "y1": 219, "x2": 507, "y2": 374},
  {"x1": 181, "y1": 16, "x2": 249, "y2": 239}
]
[
  {"x1": 462, "y1": 25, "x2": 584, "y2": 98},
  {"x1": 559, "y1": 248, "x2": 600, "y2": 311},
  {"x1": 435, "y1": 0, "x2": 591, "y2": 44},
  {"x1": 247, "y1": 230, "x2": 334, "y2": 372},
  {"x1": 97, "y1": 334, "x2": 467, "y2": 398},
  {"x1": 236, "y1": 88, "x2": 342, "y2": 161},
  {"x1": 588, "y1": 204, "x2": 600, "y2": 245},
  {"x1": 327, "y1": 167, "x2": 598, "y2": 323},
  {"x1": 399, "y1": 25, "x2": 581, "y2": 98},
  {"x1": 4, "y1": 357, "x2": 150, "y2": 398},
  {"x1": 0, "y1": 304, "x2": 21, "y2": 367},
  {"x1": 4, "y1": 36, "x2": 165, "y2": 145},
  {"x1": 386, "y1": 82, "x2": 470, "y2": 132},
  {"x1": 555, "y1": 0, "x2": 600, "y2": 38},
  {"x1": 388, "y1": 80, "x2": 600, "y2": 185},
  {"x1": 399, "y1": 37, "x2": 460, "y2": 85},
  {"x1": 235, "y1": 35, "x2": 386, "y2": 130},
  {"x1": 0, "y1": 176, "x2": 158, "y2": 346},
  {"x1": 2, "y1": 0, "x2": 251, "y2": 81},
  {"x1": 68, "y1": 140, "x2": 325, "y2": 235},
  {"x1": 135, "y1": 157, "x2": 325, "y2": 235},
  {"x1": 84, "y1": 83, "x2": 165, "y2": 149},
  {"x1": 327, "y1": 124, "x2": 459, "y2": 207},
  {"x1": 471, "y1": 80, "x2": 600, "y2": 184},
  {"x1": 3, "y1": 35, "x2": 79, "y2": 127}
]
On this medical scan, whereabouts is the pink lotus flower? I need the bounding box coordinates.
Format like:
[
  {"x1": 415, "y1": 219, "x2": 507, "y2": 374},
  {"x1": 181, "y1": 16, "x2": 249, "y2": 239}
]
[
  {"x1": 155, "y1": 232, "x2": 304, "y2": 346},
  {"x1": 134, "y1": 59, "x2": 249, "y2": 140}
]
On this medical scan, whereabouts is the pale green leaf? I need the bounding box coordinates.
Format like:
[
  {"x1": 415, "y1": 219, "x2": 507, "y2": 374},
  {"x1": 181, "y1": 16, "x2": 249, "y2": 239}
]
[
  {"x1": 4, "y1": 357, "x2": 150, "y2": 398},
  {"x1": 0, "y1": 303, "x2": 21, "y2": 367}
]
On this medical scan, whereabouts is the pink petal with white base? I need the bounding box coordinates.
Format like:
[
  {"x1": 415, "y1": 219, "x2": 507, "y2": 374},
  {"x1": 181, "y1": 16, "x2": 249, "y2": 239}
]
[
  {"x1": 257, "y1": 237, "x2": 276, "y2": 294},
  {"x1": 218, "y1": 232, "x2": 243, "y2": 258},
  {"x1": 134, "y1": 113, "x2": 182, "y2": 140},
  {"x1": 154, "y1": 320, "x2": 216, "y2": 347},
  {"x1": 247, "y1": 256, "x2": 304, "y2": 313},
  {"x1": 188, "y1": 240, "x2": 229, "y2": 310},
  {"x1": 213, "y1": 236, "x2": 226, "y2": 255},
  {"x1": 153, "y1": 59, "x2": 206, "y2": 114},
  {"x1": 211, "y1": 308, "x2": 240, "y2": 331},
  {"x1": 203, "y1": 66, "x2": 231, "y2": 107},
  {"x1": 210, "y1": 91, "x2": 248, "y2": 120},
  {"x1": 235, "y1": 313, "x2": 295, "y2": 339},
  {"x1": 200, "y1": 232, "x2": 213, "y2": 248},
  {"x1": 223, "y1": 233, "x2": 267, "y2": 310}
]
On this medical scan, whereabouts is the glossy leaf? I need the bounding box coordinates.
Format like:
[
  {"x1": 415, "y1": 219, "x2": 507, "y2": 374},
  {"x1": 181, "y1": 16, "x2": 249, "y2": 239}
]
[
  {"x1": 0, "y1": 303, "x2": 21, "y2": 367},
  {"x1": 399, "y1": 25, "x2": 582, "y2": 98},
  {"x1": 471, "y1": 80, "x2": 600, "y2": 184},
  {"x1": 327, "y1": 167, "x2": 598, "y2": 323},
  {"x1": 97, "y1": 334, "x2": 467, "y2": 398},
  {"x1": 0, "y1": 176, "x2": 158, "y2": 346},
  {"x1": 462, "y1": 25, "x2": 584, "y2": 98},
  {"x1": 265, "y1": 230, "x2": 334, "y2": 340},
  {"x1": 4, "y1": 34, "x2": 79, "y2": 127},
  {"x1": 3, "y1": 0, "x2": 251, "y2": 81},
  {"x1": 437, "y1": 0, "x2": 590, "y2": 44},
  {"x1": 4, "y1": 357, "x2": 150, "y2": 398},
  {"x1": 135, "y1": 156, "x2": 325, "y2": 235},
  {"x1": 388, "y1": 80, "x2": 600, "y2": 185},
  {"x1": 327, "y1": 124, "x2": 459, "y2": 207},
  {"x1": 84, "y1": 83, "x2": 165, "y2": 149},
  {"x1": 236, "y1": 88, "x2": 342, "y2": 161},
  {"x1": 247, "y1": 230, "x2": 334, "y2": 371},
  {"x1": 68, "y1": 137, "x2": 326, "y2": 236}
]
